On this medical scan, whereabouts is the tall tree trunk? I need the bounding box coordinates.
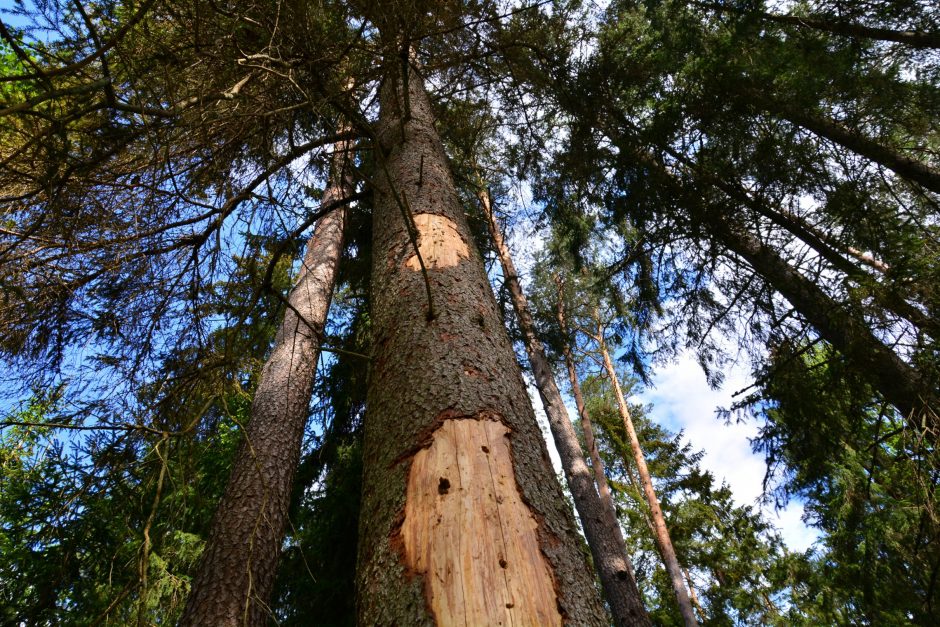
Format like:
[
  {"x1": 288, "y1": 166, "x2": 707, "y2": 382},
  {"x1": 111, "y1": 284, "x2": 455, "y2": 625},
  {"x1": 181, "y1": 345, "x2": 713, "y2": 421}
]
[
  {"x1": 180, "y1": 138, "x2": 354, "y2": 626},
  {"x1": 556, "y1": 279, "x2": 617, "y2": 511},
  {"x1": 606, "y1": 132, "x2": 937, "y2": 424},
  {"x1": 758, "y1": 12, "x2": 940, "y2": 49},
  {"x1": 356, "y1": 59, "x2": 608, "y2": 626},
  {"x1": 596, "y1": 326, "x2": 699, "y2": 627},
  {"x1": 649, "y1": 137, "x2": 940, "y2": 340},
  {"x1": 685, "y1": 568, "x2": 706, "y2": 623},
  {"x1": 694, "y1": 1, "x2": 940, "y2": 49},
  {"x1": 707, "y1": 212, "x2": 937, "y2": 423},
  {"x1": 477, "y1": 182, "x2": 650, "y2": 626},
  {"x1": 696, "y1": 166, "x2": 938, "y2": 338},
  {"x1": 770, "y1": 103, "x2": 940, "y2": 194}
]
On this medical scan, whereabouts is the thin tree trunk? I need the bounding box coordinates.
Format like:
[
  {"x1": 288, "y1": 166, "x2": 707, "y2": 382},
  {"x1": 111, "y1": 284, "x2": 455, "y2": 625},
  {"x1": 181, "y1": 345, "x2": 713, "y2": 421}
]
[
  {"x1": 763, "y1": 12, "x2": 940, "y2": 48},
  {"x1": 685, "y1": 568, "x2": 707, "y2": 623},
  {"x1": 772, "y1": 104, "x2": 940, "y2": 194},
  {"x1": 477, "y1": 182, "x2": 650, "y2": 626},
  {"x1": 653, "y1": 140, "x2": 940, "y2": 340},
  {"x1": 596, "y1": 327, "x2": 699, "y2": 627},
  {"x1": 356, "y1": 57, "x2": 608, "y2": 626},
  {"x1": 556, "y1": 280, "x2": 617, "y2": 511},
  {"x1": 606, "y1": 133, "x2": 938, "y2": 424},
  {"x1": 180, "y1": 137, "x2": 354, "y2": 626},
  {"x1": 708, "y1": 212, "x2": 936, "y2": 424},
  {"x1": 695, "y1": 2, "x2": 940, "y2": 49},
  {"x1": 699, "y1": 169, "x2": 940, "y2": 338}
]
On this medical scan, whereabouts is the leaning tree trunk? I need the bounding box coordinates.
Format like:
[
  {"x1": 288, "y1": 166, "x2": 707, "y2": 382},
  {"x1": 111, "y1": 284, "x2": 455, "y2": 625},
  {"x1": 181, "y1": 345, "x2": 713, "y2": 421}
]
[
  {"x1": 356, "y1": 59, "x2": 608, "y2": 626},
  {"x1": 614, "y1": 138, "x2": 937, "y2": 426},
  {"x1": 180, "y1": 138, "x2": 354, "y2": 626},
  {"x1": 596, "y1": 325, "x2": 699, "y2": 627},
  {"x1": 768, "y1": 102, "x2": 940, "y2": 194},
  {"x1": 477, "y1": 183, "x2": 650, "y2": 626},
  {"x1": 707, "y1": 212, "x2": 937, "y2": 424},
  {"x1": 693, "y1": 2, "x2": 940, "y2": 49}
]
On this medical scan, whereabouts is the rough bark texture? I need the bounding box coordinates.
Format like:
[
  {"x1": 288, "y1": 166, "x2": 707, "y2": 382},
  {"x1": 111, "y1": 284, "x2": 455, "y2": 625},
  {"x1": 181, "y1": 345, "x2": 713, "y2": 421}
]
[
  {"x1": 598, "y1": 333, "x2": 699, "y2": 627},
  {"x1": 479, "y1": 186, "x2": 650, "y2": 626},
  {"x1": 180, "y1": 141, "x2": 353, "y2": 626},
  {"x1": 356, "y1": 61, "x2": 608, "y2": 626}
]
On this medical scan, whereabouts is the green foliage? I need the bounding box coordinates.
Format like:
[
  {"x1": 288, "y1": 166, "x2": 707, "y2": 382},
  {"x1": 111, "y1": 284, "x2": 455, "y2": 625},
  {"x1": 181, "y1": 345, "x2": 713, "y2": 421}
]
[
  {"x1": 580, "y1": 372, "x2": 796, "y2": 625},
  {"x1": 1, "y1": 0, "x2": 938, "y2": 623},
  {"x1": 751, "y1": 342, "x2": 940, "y2": 623}
]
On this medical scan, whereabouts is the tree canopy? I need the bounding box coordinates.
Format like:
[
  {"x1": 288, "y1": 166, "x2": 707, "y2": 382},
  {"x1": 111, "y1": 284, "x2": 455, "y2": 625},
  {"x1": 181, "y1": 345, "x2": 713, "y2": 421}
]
[{"x1": 1, "y1": 0, "x2": 938, "y2": 623}]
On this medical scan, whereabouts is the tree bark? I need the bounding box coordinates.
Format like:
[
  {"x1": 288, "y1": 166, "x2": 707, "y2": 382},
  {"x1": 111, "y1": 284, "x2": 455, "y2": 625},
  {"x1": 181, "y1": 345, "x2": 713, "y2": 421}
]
[
  {"x1": 685, "y1": 568, "x2": 707, "y2": 623},
  {"x1": 651, "y1": 139, "x2": 940, "y2": 340},
  {"x1": 694, "y1": 2, "x2": 940, "y2": 49},
  {"x1": 477, "y1": 183, "x2": 650, "y2": 626},
  {"x1": 606, "y1": 133, "x2": 938, "y2": 425},
  {"x1": 708, "y1": 212, "x2": 937, "y2": 424},
  {"x1": 180, "y1": 138, "x2": 354, "y2": 626},
  {"x1": 771, "y1": 103, "x2": 940, "y2": 194},
  {"x1": 596, "y1": 328, "x2": 699, "y2": 627},
  {"x1": 356, "y1": 58, "x2": 608, "y2": 626},
  {"x1": 760, "y1": 12, "x2": 940, "y2": 49},
  {"x1": 556, "y1": 282, "x2": 617, "y2": 511}
]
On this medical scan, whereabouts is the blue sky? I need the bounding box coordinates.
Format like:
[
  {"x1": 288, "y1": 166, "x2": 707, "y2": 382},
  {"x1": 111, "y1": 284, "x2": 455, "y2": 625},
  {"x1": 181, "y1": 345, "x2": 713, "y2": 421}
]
[{"x1": 501, "y1": 188, "x2": 821, "y2": 554}]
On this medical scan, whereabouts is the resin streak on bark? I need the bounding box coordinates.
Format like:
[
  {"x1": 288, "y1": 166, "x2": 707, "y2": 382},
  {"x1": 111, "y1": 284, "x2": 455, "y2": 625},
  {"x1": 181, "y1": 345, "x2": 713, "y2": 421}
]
[
  {"x1": 402, "y1": 417, "x2": 561, "y2": 626},
  {"x1": 357, "y1": 58, "x2": 607, "y2": 625}
]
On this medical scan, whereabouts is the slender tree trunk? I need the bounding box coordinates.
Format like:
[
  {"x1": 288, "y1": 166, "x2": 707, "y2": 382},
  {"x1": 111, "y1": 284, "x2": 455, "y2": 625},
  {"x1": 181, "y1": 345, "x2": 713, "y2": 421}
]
[
  {"x1": 771, "y1": 104, "x2": 940, "y2": 194},
  {"x1": 597, "y1": 328, "x2": 699, "y2": 627},
  {"x1": 708, "y1": 212, "x2": 937, "y2": 424},
  {"x1": 653, "y1": 140, "x2": 940, "y2": 340},
  {"x1": 180, "y1": 138, "x2": 354, "y2": 626},
  {"x1": 477, "y1": 182, "x2": 650, "y2": 626},
  {"x1": 694, "y1": 1, "x2": 940, "y2": 48},
  {"x1": 685, "y1": 568, "x2": 707, "y2": 623},
  {"x1": 701, "y1": 169, "x2": 939, "y2": 338},
  {"x1": 608, "y1": 134, "x2": 938, "y2": 424},
  {"x1": 763, "y1": 13, "x2": 940, "y2": 48},
  {"x1": 356, "y1": 58, "x2": 608, "y2": 626},
  {"x1": 556, "y1": 286, "x2": 617, "y2": 511}
]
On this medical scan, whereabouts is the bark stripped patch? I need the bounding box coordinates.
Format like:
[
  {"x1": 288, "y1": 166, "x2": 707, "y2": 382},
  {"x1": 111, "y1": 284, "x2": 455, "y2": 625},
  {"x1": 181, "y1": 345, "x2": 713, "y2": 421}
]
[
  {"x1": 401, "y1": 417, "x2": 562, "y2": 626},
  {"x1": 404, "y1": 213, "x2": 470, "y2": 270}
]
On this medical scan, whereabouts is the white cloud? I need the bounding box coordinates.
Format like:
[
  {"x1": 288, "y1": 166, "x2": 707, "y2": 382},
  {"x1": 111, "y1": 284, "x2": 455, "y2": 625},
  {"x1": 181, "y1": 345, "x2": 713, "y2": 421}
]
[{"x1": 638, "y1": 353, "x2": 819, "y2": 553}]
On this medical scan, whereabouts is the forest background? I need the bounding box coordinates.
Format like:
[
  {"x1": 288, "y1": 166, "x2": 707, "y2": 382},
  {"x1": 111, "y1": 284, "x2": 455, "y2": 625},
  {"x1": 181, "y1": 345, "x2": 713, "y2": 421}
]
[{"x1": 0, "y1": 0, "x2": 937, "y2": 624}]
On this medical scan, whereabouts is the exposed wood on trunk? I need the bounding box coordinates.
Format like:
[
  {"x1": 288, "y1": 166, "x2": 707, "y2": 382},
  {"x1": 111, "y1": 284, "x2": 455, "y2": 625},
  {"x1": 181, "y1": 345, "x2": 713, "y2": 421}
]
[
  {"x1": 478, "y1": 183, "x2": 650, "y2": 626},
  {"x1": 180, "y1": 137, "x2": 355, "y2": 626},
  {"x1": 404, "y1": 213, "x2": 470, "y2": 271},
  {"x1": 356, "y1": 56, "x2": 608, "y2": 626},
  {"x1": 401, "y1": 417, "x2": 562, "y2": 626},
  {"x1": 596, "y1": 323, "x2": 699, "y2": 627}
]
